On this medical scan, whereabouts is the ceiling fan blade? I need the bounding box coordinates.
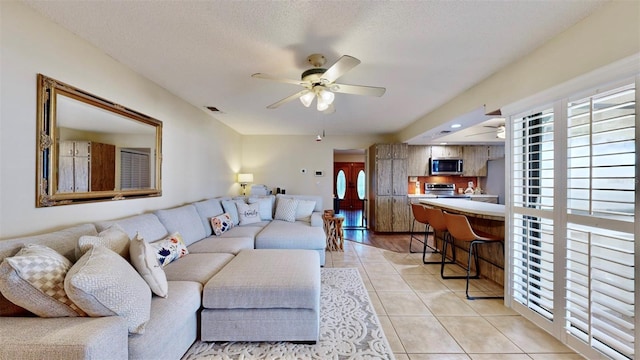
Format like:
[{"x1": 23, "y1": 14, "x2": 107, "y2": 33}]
[
  {"x1": 252, "y1": 73, "x2": 309, "y2": 86},
  {"x1": 465, "y1": 129, "x2": 497, "y2": 137},
  {"x1": 266, "y1": 89, "x2": 309, "y2": 109},
  {"x1": 320, "y1": 55, "x2": 361, "y2": 83},
  {"x1": 331, "y1": 83, "x2": 386, "y2": 97}
]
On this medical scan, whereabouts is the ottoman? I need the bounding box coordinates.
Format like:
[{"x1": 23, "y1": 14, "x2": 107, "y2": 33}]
[{"x1": 201, "y1": 249, "x2": 321, "y2": 343}]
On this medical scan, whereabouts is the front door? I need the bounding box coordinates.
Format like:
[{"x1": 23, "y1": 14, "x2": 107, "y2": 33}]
[{"x1": 334, "y1": 162, "x2": 365, "y2": 210}]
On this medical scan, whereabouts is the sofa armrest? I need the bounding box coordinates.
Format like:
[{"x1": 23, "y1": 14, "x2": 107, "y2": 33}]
[
  {"x1": 0, "y1": 316, "x2": 128, "y2": 360},
  {"x1": 310, "y1": 212, "x2": 323, "y2": 227}
]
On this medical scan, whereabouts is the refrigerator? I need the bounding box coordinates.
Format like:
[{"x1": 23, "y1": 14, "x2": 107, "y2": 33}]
[{"x1": 480, "y1": 157, "x2": 505, "y2": 205}]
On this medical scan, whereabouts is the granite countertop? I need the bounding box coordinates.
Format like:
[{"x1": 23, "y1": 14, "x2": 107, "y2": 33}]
[{"x1": 418, "y1": 198, "x2": 505, "y2": 219}]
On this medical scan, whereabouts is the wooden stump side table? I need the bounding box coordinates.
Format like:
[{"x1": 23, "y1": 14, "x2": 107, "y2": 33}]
[{"x1": 323, "y1": 210, "x2": 345, "y2": 251}]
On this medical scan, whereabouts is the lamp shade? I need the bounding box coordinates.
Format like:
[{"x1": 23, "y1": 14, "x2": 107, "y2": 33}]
[
  {"x1": 299, "y1": 91, "x2": 315, "y2": 107},
  {"x1": 237, "y1": 173, "x2": 254, "y2": 183}
]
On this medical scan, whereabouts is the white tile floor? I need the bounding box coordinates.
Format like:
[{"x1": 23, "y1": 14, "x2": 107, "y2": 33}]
[{"x1": 324, "y1": 240, "x2": 585, "y2": 360}]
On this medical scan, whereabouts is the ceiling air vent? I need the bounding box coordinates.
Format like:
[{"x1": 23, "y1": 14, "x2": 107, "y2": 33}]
[
  {"x1": 439, "y1": 130, "x2": 451, "y2": 134},
  {"x1": 205, "y1": 106, "x2": 223, "y2": 113}
]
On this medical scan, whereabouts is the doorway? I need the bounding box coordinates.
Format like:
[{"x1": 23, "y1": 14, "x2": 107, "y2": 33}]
[{"x1": 333, "y1": 149, "x2": 367, "y2": 229}]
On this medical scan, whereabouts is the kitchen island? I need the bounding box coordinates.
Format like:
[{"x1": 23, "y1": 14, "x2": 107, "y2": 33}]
[{"x1": 419, "y1": 198, "x2": 505, "y2": 286}]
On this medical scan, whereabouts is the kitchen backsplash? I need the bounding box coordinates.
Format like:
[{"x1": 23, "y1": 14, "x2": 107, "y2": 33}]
[{"x1": 408, "y1": 176, "x2": 480, "y2": 195}]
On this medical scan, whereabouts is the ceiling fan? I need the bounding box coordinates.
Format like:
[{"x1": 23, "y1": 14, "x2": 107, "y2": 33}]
[
  {"x1": 466, "y1": 122, "x2": 506, "y2": 139},
  {"x1": 252, "y1": 54, "x2": 386, "y2": 112}
]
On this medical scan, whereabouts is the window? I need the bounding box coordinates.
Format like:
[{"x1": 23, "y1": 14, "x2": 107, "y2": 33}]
[
  {"x1": 121, "y1": 148, "x2": 151, "y2": 189},
  {"x1": 356, "y1": 169, "x2": 365, "y2": 200},
  {"x1": 509, "y1": 80, "x2": 637, "y2": 359},
  {"x1": 336, "y1": 170, "x2": 346, "y2": 199}
]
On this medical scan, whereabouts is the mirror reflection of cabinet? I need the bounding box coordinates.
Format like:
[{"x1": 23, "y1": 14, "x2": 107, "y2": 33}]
[{"x1": 58, "y1": 141, "x2": 115, "y2": 193}]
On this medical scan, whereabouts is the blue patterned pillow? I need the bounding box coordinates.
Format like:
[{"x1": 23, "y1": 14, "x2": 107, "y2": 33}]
[
  {"x1": 150, "y1": 232, "x2": 188, "y2": 267},
  {"x1": 210, "y1": 213, "x2": 234, "y2": 236}
]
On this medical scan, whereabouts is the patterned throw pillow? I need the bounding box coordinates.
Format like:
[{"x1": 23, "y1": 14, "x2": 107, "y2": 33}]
[
  {"x1": 150, "y1": 232, "x2": 189, "y2": 267},
  {"x1": 0, "y1": 244, "x2": 85, "y2": 317},
  {"x1": 65, "y1": 246, "x2": 151, "y2": 334},
  {"x1": 248, "y1": 196, "x2": 274, "y2": 220},
  {"x1": 129, "y1": 233, "x2": 168, "y2": 298},
  {"x1": 275, "y1": 197, "x2": 299, "y2": 222},
  {"x1": 295, "y1": 199, "x2": 316, "y2": 222},
  {"x1": 237, "y1": 202, "x2": 261, "y2": 225},
  {"x1": 76, "y1": 224, "x2": 130, "y2": 260},
  {"x1": 210, "y1": 213, "x2": 234, "y2": 236}
]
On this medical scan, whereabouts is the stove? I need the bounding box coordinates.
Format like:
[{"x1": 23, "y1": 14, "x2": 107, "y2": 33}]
[{"x1": 424, "y1": 183, "x2": 470, "y2": 199}]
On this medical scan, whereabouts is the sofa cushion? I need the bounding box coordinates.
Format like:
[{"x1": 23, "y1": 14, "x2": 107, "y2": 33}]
[
  {"x1": 150, "y1": 232, "x2": 189, "y2": 267},
  {"x1": 255, "y1": 220, "x2": 326, "y2": 251},
  {"x1": 248, "y1": 195, "x2": 275, "y2": 220},
  {"x1": 76, "y1": 224, "x2": 129, "y2": 260},
  {"x1": 65, "y1": 246, "x2": 151, "y2": 334},
  {"x1": 295, "y1": 199, "x2": 316, "y2": 222},
  {"x1": 187, "y1": 236, "x2": 254, "y2": 255},
  {"x1": 129, "y1": 234, "x2": 168, "y2": 298},
  {"x1": 128, "y1": 281, "x2": 201, "y2": 360},
  {"x1": 154, "y1": 205, "x2": 206, "y2": 246},
  {"x1": 218, "y1": 224, "x2": 264, "y2": 238},
  {"x1": 237, "y1": 202, "x2": 261, "y2": 225},
  {"x1": 221, "y1": 199, "x2": 245, "y2": 225},
  {"x1": 96, "y1": 214, "x2": 168, "y2": 243},
  {"x1": 274, "y1": 197, "x2": 298, "y2": 222},
  {"x1": 210, "y1": 213, "x2": 234, "y2": 236},
  {"x1": 163, "y1": 253, "x2": 235, "y2": 284},
  {"x1": 0, "y1": 244, "x2": 85, "y2": 317},
  {"x1": 193, "y1": 198, "x2": 224, "y2": 237}
]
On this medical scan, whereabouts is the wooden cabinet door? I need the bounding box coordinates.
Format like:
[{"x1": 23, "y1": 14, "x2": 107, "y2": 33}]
[
  {"x1": 392, "y1": 143, "x2": 408, "y2": 159},
  {"x1": 462, "y1": 146, "x2": 488, "y2": 177},
  {"x1": 392, "y1": 159, "x2": 407, "y2": 195},
  {"x1": 73, "y1": 155, "x2": 90, "y2": 192},
  {"x1": 374, "y1": 196, "x2": 393, "y2": 231},
  {"x1": 408, "y1": 145, "x2": 430, "y2": 176},
  {"x1": 376, "y1": 159, "x2": 392, "y2": 195},
  {"x1": 91, "y1": 142, "x2": 116, "y2": 191},
  {"x1": 57, "y1": 155, "x2": 75, "y2": 193},
  {"x1": 392, "y1": 196, "x2": 410, "y2": 231},
  {"x1": 375, "y1": 144, "x2": 392, "y2": 159},
  {"x1": 488, "y1": 145, "x2": 505, "y2": 160},
  {"x1": 431, "y1": 145, "x2": 462, "y2": 158}
]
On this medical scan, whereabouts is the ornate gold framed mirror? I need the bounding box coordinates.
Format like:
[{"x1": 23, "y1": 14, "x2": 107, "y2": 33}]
[{"x1": 36, "y1": 74, "x2": 162, "y2": 207}]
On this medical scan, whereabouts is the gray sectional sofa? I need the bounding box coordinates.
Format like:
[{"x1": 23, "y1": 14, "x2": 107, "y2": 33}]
[{"x1": 0, "y1": 194, "x2": 327, "y2": 360}]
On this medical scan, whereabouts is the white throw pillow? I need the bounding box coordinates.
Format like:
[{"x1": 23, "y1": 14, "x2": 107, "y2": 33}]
[
  {"x1": 0, "y1": 244, "x2": 85, "y2": 317},
  {"x1": 76, "y1": 224, "x2": 130, "y2": 260},
  {"x1": 129, "y1": 233, "x2": 168, "y2": 298},
  {"x1": 274, "y1": 197, "x2": 298, "y2": 222},
  {"x1": 248, "y1": 196, "x2": 273, "y2": 220},
  {"x1": 150, "y1": 232, "x2": 189, "y2": 267},
  {"x1": 65, "y1": 246, "x2": 151, "y2": 334},
  {"x1": 295, "y1": 199, "x2": 316, "y2": 222},
  {"x1": 236, "y1": 202, "x2": 261, "y2": 225}
]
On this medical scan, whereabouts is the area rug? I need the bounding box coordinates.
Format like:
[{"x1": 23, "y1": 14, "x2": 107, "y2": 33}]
[{"x1": 182, "y1": 268, "x2": 395, "y2": 360}]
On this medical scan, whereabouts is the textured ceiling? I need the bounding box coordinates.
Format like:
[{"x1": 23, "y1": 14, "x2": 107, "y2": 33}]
[{"x1": 24, "y1": 0, "x2": 606, "y2": 143}]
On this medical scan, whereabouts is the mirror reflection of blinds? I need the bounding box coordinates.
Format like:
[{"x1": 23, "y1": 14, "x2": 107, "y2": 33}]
[
  {"x1": 121, "y1": 149, "x2": 150, "y2": 189},
  {"x1": 565, "y1": 83, "x2": 635, "y2": 360},
  {"x1": 511, "y1": 108, "x2": 555, "y2": 321}
]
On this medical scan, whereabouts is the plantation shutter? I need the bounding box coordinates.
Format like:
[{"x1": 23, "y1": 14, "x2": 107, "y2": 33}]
[
  {"x1": 565, "y1": 83, "x2": 636, "y2": 359},
  {"x1": 121, "y1": 149, "x2": 151, "y2": 189},
  {"x1": 511, "y1": 107, "x2": 556, "y2": 320}
]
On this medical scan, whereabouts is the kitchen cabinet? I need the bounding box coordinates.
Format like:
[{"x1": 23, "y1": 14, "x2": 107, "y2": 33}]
[
  {"x1": 407, "y1": 145, "x2": 431, "y2": 176},
  {"x1": 488, "y1": 145, "x2": 505, "y2": 160},
  {"x1": 58, "y1": 141, "x2": 115, "y2": 193},
  {"x1": 431, "y1": 145, "x2": 462, "y2": 158},
  {"x1": 462, "y1": 145, "x2": 488, "y2": 177},
  {"x1": 368, "y1": 143, "x2": 410, "y2": 232},
  {"x1": 470, "y1": 195, "x2": 499, "y2": 204}
]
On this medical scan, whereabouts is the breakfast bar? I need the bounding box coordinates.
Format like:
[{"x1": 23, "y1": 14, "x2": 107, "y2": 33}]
[{"x1": 419, "y1": 198, "x2": 505, "y2": 286}]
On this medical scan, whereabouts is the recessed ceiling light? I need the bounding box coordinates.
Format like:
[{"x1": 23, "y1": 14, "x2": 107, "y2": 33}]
[
  {"x1": 440, "y1": 142, "x2": 447, "y2": 145},
  {"x1": 451, "y1": 124, "x2": 462, "y2": 128}
]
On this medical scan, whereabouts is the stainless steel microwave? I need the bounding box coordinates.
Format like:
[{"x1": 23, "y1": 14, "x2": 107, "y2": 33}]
[{"x1": 430, "y1": 158, "x2": 463, "y2": 175}]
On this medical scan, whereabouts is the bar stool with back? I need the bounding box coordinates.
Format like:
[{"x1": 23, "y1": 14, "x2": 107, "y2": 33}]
[
  {"x1": 421, "y1": 207, "x2": 456, "y2": 265},
  {"x1": 409, "y1": 203, "x2": 439, "y2": 260},
  {"x1": 441, "y1": 211, "x2": 504, "y2": 300}
]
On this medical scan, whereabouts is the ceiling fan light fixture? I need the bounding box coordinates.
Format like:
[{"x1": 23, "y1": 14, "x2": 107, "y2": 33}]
[
  {"x1": 496, "y1": 125, "x2": 506, "y2": 139},
  {"x1": 299, "y1": 91, "x2": 314, "y2": 107},
  {"x1": 317, "y1": 98, "x2": 330, "y2": 111},
  {"x1": 318, "y1": 89, "x2": 335, "y2": 104}
]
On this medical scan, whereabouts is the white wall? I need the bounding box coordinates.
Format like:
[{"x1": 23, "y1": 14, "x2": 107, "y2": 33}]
[
  {"x1": 398, "y1": 0, "x2": 640, "y2": 142},
  {"x1": 0, "y1": 2, "x2": 242, "y2": 238},
  {"x1": 241, "y1": 135, "x2": 385, "y2": 212}
]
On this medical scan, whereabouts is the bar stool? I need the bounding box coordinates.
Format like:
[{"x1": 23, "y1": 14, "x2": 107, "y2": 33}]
[
  {"x1": 409, "y1": 203, "x2": 438, "y2": 257},
  {"x1": 441, "y1": 212, "x2": 504, "y2": 300},
  {"x1": 421, "y1": 207, "x2": 455, "y2": 265}
]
